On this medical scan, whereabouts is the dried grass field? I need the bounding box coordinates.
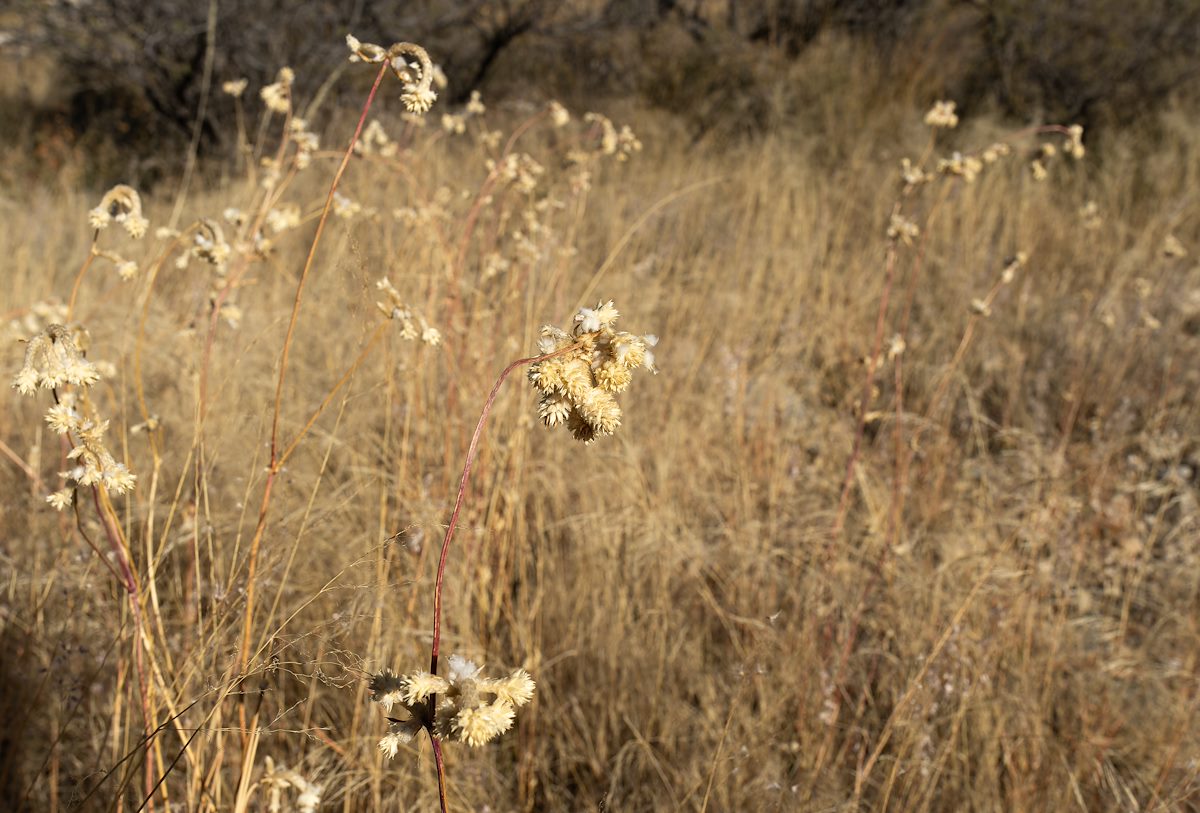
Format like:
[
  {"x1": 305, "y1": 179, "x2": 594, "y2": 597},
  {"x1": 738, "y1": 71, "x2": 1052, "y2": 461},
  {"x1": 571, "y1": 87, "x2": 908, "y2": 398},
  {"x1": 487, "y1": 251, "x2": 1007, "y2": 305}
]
[{"x1": 1, "y1": 33, "x2": 1198, "y2": 813}]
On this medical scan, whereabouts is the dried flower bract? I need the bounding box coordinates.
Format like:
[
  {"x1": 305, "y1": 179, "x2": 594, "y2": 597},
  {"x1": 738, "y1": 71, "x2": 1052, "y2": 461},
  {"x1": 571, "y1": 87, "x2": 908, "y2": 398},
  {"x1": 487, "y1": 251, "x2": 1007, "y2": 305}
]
[
  {"x1": 527, "y1": 301, "x2": 657, "y2": 444},
  {"x1": 88, "y1": 185, "x2": 149, "y2": 239},
  {"x1": 924, "y1": 100, "x2": 959, "y2": 129},
  {"x1": 370, "y1": 655, "x2": 534, "y2": 755},
  {"x1": 12, "y1": 324, "x2": 99, "y2": 395}
]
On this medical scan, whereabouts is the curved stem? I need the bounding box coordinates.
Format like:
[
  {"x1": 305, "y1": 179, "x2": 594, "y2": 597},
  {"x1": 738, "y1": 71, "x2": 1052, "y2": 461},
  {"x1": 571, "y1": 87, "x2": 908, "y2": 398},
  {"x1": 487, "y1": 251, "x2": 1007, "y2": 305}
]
[
  {"x1": 419, "y1": 341, "x2": 579, "y2": 812},
  {"x1": 428, "y1": 344, "x2": 578, "y2": 674},
  {"x1": 431, "y1": 733, "x2": 449, "y2": 813},
  {"x1": 66, "y1": 236, "x2": 99, "y2": 320}
]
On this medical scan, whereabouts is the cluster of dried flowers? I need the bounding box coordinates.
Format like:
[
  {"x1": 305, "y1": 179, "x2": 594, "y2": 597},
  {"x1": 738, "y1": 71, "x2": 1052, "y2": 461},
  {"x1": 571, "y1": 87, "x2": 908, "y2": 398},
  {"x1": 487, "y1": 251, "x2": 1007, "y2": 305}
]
[
  {"x1": 88, "y1": 184, "x2": 149, "y2": 239},
  {"x1": 346, "y1": 35, "x2": 440, "y2": 115},
  {"x1": 528, "y1": 301, "x2": 658, "y2": 443},
  {"x1": 261, "y1": 67, "x2": 295, "y2": 114},
  {"x1": 87, "y1": 185, "x2": 150, "y2": 280},
  {"x1": 12, "y1": 324, "x2": 136, "y2": 506},
  {"x1": 923, "y1": 100, "x2": 959, "y2": 129},
  {"x1": 370, "y1": 655, "x2": 535, "y2": 754},
  {"x1": 908, "y1": 99, "x2": 1086, "y2": 191},
  {"x1": 375, "y1": 277, "x2": 442, "y2": 345},
  {"x1": 257, "y1": 757, "x2": 322, "y2": 813},
  {"x1": 890, "y1": 101, "x2": 1088, "y2": 246}
]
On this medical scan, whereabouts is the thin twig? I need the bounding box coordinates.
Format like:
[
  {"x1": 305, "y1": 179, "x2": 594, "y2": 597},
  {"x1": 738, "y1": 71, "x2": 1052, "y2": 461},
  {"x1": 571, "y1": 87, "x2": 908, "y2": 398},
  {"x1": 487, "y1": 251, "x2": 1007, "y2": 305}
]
[{"x1": 236, "y1": 62, "x2": 389, "y2": 677}]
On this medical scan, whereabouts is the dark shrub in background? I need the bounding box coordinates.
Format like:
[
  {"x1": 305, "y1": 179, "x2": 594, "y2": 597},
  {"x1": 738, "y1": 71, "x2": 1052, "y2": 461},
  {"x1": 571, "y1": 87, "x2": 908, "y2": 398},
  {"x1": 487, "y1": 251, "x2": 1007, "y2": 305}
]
[{"x1": 3, "y1": 0, "x2": 1198, "y2": 179}]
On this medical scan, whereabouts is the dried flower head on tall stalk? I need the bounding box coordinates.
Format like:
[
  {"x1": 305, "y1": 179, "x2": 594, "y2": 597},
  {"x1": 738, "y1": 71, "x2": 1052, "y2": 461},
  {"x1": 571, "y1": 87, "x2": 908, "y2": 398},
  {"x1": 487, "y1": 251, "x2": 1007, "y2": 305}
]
[
  {"x1": 528, "y1": 300, "x2": 658, "y2": 443},
  {"x1": 80, "y1": 185, "x2": 151, "y2": 284},
  {"x1": 12, "y1": 324, "x2": 135, "y2": 506},
  {"x1": 229, "y1": 37, "x2": 445, "y2": 763},
  {"x1": 88, "y1": 184, "x2": 150, "y2": 239},
  {"x1": 346, "y1": 35, "x2": 438, "y2": 114},
  {"x1": 372, "y1": 655, "x2": 535, "y2": 754},
  {"x1": 370, "y1": 299, "x2": 657, "y2": 811},
  {"x1": 10, "y1": 316, "x2": 149, "y2": 802}
]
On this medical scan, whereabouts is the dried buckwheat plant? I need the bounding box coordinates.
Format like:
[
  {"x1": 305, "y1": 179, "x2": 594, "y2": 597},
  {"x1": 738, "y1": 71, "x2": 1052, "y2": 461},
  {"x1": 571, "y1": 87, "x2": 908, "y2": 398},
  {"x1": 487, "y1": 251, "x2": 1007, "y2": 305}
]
[
  {"x1": 12, "y1": 324, "x2": 136, "y2": 503},
  {"x1": 370, "y1": 298, "x2": 657, "y2": 811},
  {"x1": 528, "y1": 300, "x2": 658, "y2": 443},
  {"x1": 88, "y1": 184, "x2": 150, "y2": 239},
  {"x1": 256, "y1": 756, "x2": 323, "y2": 813},
  {"x1": 372, "y1": 655, "x2": 535, "y2": 753}
]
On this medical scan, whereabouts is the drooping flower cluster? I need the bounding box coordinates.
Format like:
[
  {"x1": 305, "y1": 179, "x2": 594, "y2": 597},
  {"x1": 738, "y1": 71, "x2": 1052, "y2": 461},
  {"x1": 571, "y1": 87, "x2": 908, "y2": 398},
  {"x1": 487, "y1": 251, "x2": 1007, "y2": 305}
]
[
  {"x1": 12, "y1": 323, "x2": 99, "y2": 394},
  {"x1": 582, "y1": 112, "x2": 642, "y2": 161},
  {"x1": 393, "y1": 45, "x2": 438, "y2": 114},
  {"x1": 887, "y1": 213, "x2": 920, "y2": 246},
  {"x1": 151, "y1": 219, "x2": 243, "y2": 326},
  {"x1": 1030, "y1": 126, "x2": 1085, "y2": 181},
  {"x1": 88, "y1": 185, "x2": 149, "y2": 239},
  {"x1": 87, "y1": 188, "x2": 145, "y2": 277},
  {"x1": 346, "y1": 35, "x2": 438, "y2": 115},
  {"x1": 370, "y1": 655, "x2": 534, "y2": 755},
  {"x1": 261, "y1": 67, "x2": 295, "y2": 114},
  {"x1": 222, "y1": 78, "x2": 248, "y2": 98},
  {"x1": 375, "y1": 278, "x2": 441, "y2": 345},
  {"x1": 47, "y1": 400, "x2": 137, "y2": 498},
  {"x1": 185, "y1": 219, "x2": 232, "y2": 270},
  {"x1": 12, "y1": 324, "x2": 137, "y2": 504},
  {"x1": 527, "y1": 301, "x2": 658, "y2": 444},
  {"x1": 937, "y1": 151, "x2": 984, "y2": 183},
  {"x1": 924, "y1": 100, "x2": 959, "y2": 129}
]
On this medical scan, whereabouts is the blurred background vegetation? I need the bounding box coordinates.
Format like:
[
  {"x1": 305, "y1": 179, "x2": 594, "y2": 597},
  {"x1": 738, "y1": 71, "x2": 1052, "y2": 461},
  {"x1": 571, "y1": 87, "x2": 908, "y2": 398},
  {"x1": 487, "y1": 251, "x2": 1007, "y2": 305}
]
[{"x1": 3, "y1": 0, "x2": 1200, "y2": 184}]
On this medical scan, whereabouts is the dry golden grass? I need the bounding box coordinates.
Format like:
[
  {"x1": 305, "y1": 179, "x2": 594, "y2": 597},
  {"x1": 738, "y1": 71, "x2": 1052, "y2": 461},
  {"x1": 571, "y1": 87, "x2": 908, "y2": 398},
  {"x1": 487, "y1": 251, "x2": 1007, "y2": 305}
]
[{"x1": 1, "y1": 48, "x2": 1198, "y2": 812}]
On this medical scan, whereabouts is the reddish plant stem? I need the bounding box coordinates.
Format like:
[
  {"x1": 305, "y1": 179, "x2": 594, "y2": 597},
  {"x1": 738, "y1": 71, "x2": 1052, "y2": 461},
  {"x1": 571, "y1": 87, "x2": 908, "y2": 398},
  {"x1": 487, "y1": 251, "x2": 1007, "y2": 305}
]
[
  {"x1": 450, "y1": 110, "x2": 547, "y2": 285},
  {"x1": 92, "y1": 485, "x2": 155, "y2": 807},
  {"x1": 431, "y1": 734, "x2": 449, "y2": 813},
  {"x1": 428, "y1": 346, "x2": 573, "y2": 674},
  {"x1": 268, "y1": 63, "x2": 386, "y2": 464},
  {"x1": 441, "y1": 110, "x2": 550, "y2": 473},
  {"x1": 419, "y1": 343, "x2": 579, "y2": 813},
  {"x1": 236, "y1": 63, "x2": 388, "y2": 677}
]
